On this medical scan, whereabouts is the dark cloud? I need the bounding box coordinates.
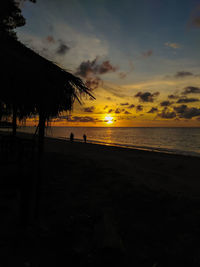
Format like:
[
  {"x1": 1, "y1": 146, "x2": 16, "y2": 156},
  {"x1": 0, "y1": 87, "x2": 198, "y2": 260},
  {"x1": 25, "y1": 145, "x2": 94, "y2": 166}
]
[
  {"x1": 75, "y1": 57, "x2": 118, "y2": 89},
  {"x1": 108, "y1": 109, "x2": 113, "y2": 113},
  {"x1": 160, "y1": 100, "x2": 172, "y2": 107},
  {"x1": 106, "y1": 97, "x2": 112, "y2": 101},
  {"x1": 115, "y1": 108, "x2": 121, "y2": 114},
  {"x1": 147, "y1": 107, "x2": 158, "y2": 113},
  {"x1": 68, "y1": 116, "x2": 97, "y2": 122},
  {"x1": 168, "y1": 94, "x2": 179, "y2": 99},
  {"x1": 176, "y1": 98, "x2": 199, "y2": 103},
  {"x1": 174, "y1": 105, "x2": 200, "y2": 119},
  {"x1": 98, "y1": 60, "x2": 118, "y2": 74},
  {"x1": 120, "y1": 102, "x2": 129, "y2": 106},
  {"x1": 76, "y1": 58, "x2": 97, "y2": 78},
  {"x1": 128, "y1": 104, "x2": 135, "y2": 109},
  {"x1": 56, "y1": 42, "x2": 70, "y2": 55},
  {"x1": 174, "y1": 71, "x2": 193, "y2": 78},
  {"x1": 85, "y1": 77, "x2": 102, "y2": 90},
  {"x1": 83, "y1": 106, "x2": 95, "y2": 113},
  {"x1": 136, "y1": 105, "x2": 143, "y2": 112},
  {"x1": 104, "y1": 105, "x2": 108, "y2": 109},
  {"x1": 182, "y1": 86, "x2": 200, "y2": 94},
  {"x1": 135, "y1": 91, "x2": 160, "y2": 102},
  {"x1": 142, "y1": 50, "x2": 153, "y2": 58},
  {"x1": 76, "y1": 57, "x2": 118, "y2": 78},
  {"x1": 124, "y1": 111, "x2": 131, "y2": 114},
  {"x1": 158, "y1": 108, "x2": 176, "y2": 119}
]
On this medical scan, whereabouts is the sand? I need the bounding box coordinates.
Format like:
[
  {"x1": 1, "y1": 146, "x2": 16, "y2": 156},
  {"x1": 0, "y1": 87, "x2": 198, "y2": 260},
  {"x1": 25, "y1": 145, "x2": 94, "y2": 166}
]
[
  {"x1": 1, "y1": 133, "x2": 200, "y2": 266},
  {"x1": 44, "y1": 136, "x2": 200, "y2": 197}
]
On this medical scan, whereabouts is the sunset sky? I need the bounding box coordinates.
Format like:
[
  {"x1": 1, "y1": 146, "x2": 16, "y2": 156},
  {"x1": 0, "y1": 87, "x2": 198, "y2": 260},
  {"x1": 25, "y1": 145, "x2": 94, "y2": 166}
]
[{"x1": 17, "y1": 0, "x2": 200, "y2": 127}]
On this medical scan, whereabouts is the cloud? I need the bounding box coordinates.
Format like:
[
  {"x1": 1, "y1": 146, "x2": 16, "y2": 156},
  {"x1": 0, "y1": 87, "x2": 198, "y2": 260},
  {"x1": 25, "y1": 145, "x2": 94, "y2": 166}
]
[
  {"x1": 85, "y1": 77, "x2": 102, "y2": 90},
  {"x1": 108, "y1": 109, "x2": 113, "y2": 113},
  {"x1": 68, "y1": 116, "x2": 97, "y2": 122},
  {"x1": 98, "y1": 61, "x2": 118, "y2": 74},
  {"x1": 115, "y1": 108, "x2": 121, "y2": 114},
  {"x1": 174, "y1": 71, "x2": 193, "y2": 78},
  {"x1": 56, "y1": 42, "x2": 70, "y2": 55},
  {"x1": 124, "y1": 111, "x2": 131, "y2": 114},
  {"x1": 135, "y1": 91, "x2": 160, "y2": 102},
  {"x1": 83, "y1": 106, "x2": 95, "y2": 113},
  {"x1": 168, "y1": 94, "x2": 179, "y2": 99},
  {"x1": 142, "y1": 50, "x2": 153, "y2": 58},
  {"x1": 176, "y1": 98, "x2": 199, "y2": 103},
  {"x1": 158, "y1": 108, "x2": 176, "y2": 119},
  {"x1": 165, "y1": 42, "x2": 181, "y2": 49},
  {"x1": 128, "y1": 104, "x2": 135, "y2": 109},
  {"x1": 182, "y1": 86, "x2": 200, "y2": 94},
  {"x1": 120, "y1": 102, "x2": 129, "y2": 106},
  {"x1": 174, "y1": 105, "x2": 200, "y2": 119},
  {"x1": 147, "y1": 107, "x2": 158, "y2": 113},
  {"x1": 104, "y1": 105, "x2": 108, "y2": 109},
  {"x1": 160, "y1": 100, "x2": 172, "y2": 107},
  {"x1": 75, "y1": 57, "x2": 118, "y2": 89},
  {"x1": 136, "y1": 105, "x2": 143, "y2": 112},
  {"x1": 76, "y1": 57, "x2": 117, "y2": 78}
]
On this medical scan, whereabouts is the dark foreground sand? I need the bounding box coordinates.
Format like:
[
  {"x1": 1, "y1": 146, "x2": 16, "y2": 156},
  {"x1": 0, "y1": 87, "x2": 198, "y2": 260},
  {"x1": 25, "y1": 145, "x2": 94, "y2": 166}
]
[{"x1": 1, "y1": 133, "x2": 200, "y2": 266}]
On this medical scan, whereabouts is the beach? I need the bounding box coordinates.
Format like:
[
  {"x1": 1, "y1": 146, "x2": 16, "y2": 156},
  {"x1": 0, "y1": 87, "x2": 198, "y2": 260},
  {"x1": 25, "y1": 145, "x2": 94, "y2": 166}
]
[{"x1": 1, "y1": 133, "x2": 200, "y2": 266}]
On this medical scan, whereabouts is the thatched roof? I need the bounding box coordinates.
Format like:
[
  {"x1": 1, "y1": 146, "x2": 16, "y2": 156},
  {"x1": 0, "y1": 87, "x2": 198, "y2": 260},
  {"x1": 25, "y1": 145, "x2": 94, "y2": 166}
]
[{"x1": 0, "y1": 35, "x2": 94, "y2": 120}]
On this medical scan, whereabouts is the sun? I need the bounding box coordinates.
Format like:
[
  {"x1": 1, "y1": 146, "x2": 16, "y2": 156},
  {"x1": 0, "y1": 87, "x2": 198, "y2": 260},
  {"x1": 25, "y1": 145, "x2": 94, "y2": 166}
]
[{"x1": 104, "y1": 115, "x2": 114, "y2": 125}]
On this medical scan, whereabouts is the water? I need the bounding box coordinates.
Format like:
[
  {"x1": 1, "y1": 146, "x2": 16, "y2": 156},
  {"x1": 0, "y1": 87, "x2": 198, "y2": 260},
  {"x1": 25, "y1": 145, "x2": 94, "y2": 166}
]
[{"x1": 17, "y1": 126, "x2": 200, "y2": 157}]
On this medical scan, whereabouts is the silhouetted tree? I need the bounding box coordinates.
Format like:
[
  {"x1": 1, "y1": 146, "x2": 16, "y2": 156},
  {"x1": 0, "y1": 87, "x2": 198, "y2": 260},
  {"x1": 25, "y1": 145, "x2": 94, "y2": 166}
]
[
  {"x1": 0, "y1": 0, "x2": 36, "y2": 37},
  {"x1": 0, "y1": 0, "x2": 36, "y2": 134}
]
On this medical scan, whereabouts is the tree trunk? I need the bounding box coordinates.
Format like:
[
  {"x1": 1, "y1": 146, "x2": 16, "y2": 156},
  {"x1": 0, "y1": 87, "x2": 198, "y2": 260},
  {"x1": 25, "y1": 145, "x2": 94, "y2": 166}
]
[
  {"x1": 12, "y1": 104, "x2": 17, "y2": 136},
  {"x1": 38, "y1": 110, "x2": 46, "y2": 156},
  {"x1": 33, "y1": 110, "x2": 46, "y2": 220}
]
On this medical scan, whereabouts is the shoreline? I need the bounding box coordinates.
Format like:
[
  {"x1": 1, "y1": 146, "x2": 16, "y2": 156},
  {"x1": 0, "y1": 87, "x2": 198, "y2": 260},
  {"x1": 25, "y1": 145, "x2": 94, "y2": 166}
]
[
  {"x1": 1, "y1": 130, "x2": 200, "y2": 197},
  {"x1": 12, "y1": 127, "x2": 200, "y2": 158},
  {"x1": 53, "y1": 136, "x2": 200, "y2": 158},
  {"x1": 1, "y1": 129, "x2": 200, "y2": 159}
]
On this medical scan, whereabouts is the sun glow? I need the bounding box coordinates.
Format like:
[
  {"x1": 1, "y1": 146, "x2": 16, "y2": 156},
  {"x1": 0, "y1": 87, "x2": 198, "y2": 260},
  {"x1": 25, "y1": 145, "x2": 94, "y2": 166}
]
[{"x1": 104, "y1": 115, "x2": 114, "y2": 125}]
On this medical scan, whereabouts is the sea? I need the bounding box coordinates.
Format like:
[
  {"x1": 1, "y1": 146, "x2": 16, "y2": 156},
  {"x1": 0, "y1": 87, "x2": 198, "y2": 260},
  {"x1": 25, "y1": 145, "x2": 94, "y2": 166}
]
[{"x1": 16, "y1": 126, "x2": 200, "y2": 157}]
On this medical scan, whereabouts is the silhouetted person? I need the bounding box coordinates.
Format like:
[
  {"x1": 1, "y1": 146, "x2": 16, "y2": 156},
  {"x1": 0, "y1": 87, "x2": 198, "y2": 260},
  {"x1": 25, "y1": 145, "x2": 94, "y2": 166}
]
[
  {"x1": 83, "y1": 134, "x2": 87, "y2": 143},
  {"x1": 70, "y1": 132, "x2": 74, "y2": 142}
]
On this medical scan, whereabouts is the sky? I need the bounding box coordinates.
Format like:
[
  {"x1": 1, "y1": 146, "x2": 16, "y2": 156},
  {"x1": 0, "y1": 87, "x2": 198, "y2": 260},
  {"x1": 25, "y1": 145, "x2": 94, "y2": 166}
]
[{"x1": 16, "y1": 0, "x2": 200, "y2": 127}]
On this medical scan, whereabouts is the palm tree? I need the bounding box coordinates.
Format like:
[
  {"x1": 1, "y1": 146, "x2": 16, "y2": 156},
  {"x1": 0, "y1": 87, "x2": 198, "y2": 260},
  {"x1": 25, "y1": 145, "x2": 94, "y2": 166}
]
[{"x1": 0, "y1": 36, "x2": 94, "y2": 222}]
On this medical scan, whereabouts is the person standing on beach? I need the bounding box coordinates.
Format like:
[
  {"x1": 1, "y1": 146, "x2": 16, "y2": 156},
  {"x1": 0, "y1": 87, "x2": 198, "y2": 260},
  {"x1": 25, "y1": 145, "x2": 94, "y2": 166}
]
[
  {"x1": 70, "y1": 132, "x2": 74, "y2": 142},
  {"x1": 83, "y1": 134, "x2": 87, "y2": 143}
]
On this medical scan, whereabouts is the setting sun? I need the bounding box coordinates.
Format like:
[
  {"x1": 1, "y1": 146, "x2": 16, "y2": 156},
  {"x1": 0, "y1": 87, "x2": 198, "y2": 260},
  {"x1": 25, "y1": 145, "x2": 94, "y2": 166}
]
[{"x1": 104, "y1": 115, "x2": 114, "y2": 125}]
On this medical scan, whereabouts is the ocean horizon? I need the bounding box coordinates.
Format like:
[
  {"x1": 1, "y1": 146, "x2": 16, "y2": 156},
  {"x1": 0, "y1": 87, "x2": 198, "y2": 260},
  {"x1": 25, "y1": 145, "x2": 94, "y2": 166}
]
[{"x1": 16, "y1": 126, "x2": 200, "y2": 157}]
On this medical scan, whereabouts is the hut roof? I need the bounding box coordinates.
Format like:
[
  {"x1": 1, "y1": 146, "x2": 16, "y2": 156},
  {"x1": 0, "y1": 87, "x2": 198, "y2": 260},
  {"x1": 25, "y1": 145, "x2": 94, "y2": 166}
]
[{"x1": 1, "y1": 35, "x2": 94, "y2": 118}]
